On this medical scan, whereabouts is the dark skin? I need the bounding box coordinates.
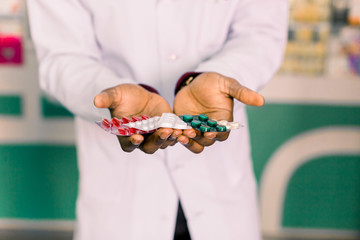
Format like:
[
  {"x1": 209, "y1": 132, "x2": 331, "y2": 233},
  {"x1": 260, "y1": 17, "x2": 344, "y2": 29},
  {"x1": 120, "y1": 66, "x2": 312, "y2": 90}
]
[
  {"x1": 94, "y1": 72, "x2": 264, "y2": 154},
  {"x1": 94, "y1": 84, "x2": 181, "y2": 154},
  {"x1": 173, "y1": 72, "x2": 264, "y2": 153}
]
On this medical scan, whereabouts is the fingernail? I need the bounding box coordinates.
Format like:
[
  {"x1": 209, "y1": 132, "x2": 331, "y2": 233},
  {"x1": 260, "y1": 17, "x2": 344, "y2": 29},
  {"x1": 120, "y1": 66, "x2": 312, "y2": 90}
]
[
  {"x1": 188, "y1": 132, "x2": 196, "y2": 138},
  {"x1": 130, "y1": 137, "x2": 142, "y2": 146},
  {"x1": 160, "y1": 132, "x2": 171, "y2": 140},
  {"x1": 171, "y1": 132, "x2": 180, "y2": 139},
  {"x1": 178, "y1": 136, "x2": 189, "y2": 145},
  {"x1": 131, "y1": 140, "x2": 141, "y2": 146},
  {"x1": 206, "y1": 133, "x2": 216, "y2": 139}
]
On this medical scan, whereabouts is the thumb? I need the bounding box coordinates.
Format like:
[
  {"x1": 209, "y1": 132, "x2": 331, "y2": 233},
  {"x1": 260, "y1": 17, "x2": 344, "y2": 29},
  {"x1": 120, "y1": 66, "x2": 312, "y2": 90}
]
[
  {"x1": 227, "y1": 80, "x2": 265, "y2": 106},
  {"x1": 94, "y1": 91, "x2": 116, "y2": 109}
]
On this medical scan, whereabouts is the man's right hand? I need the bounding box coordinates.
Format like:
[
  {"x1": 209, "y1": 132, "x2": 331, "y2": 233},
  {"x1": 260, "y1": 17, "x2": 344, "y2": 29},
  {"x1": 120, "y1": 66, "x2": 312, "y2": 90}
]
[{"x1": 94, "y1": 84, "x2": 181, "y2": 154}]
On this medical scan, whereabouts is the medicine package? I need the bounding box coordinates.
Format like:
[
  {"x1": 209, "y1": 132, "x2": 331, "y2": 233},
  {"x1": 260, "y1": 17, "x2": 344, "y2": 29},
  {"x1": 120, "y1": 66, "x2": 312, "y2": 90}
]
[{"x1": 96, "y1": 113, "x2": 243, "y2": 136}]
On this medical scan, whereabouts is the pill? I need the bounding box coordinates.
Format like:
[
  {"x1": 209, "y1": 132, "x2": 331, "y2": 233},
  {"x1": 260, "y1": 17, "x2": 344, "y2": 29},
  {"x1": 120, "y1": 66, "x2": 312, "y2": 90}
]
[
  {"x1": 229, "y1": 122, "x2": 240, "y2": 129},
  {"x1": 183, "y1": 114, "x2": 193, "y2": 122},
  {"x1": 103, "y1": 119, "x2": 112, "y2": 129},
  {"x1": 118, "y1": 126, "x2": 130, "y2": 135},
  {"x1": 141, "y1": 115, "x2": 150, "y2": 120},
  {"x1": 216, "y1": 125, "x2": 227, "y2": 132},
  {"x1": 207, "y1": 119, "x2": 217, "y2": 127},
  {"x1": 200, "y1": 125, "x2": 211, "y2": 132},
  {"x1": 199, "y1": 114, "x2": 209, "y2": 122},
  {"x1": 191, "y1": 120, "x2": 201, "y2": 128},
  {"x1": 112, "y1": 118, "x2": 121, "y2": 127},
  {"x1": 217, "y1": 120, "x2": 228, "y2": 126},
  {"x1": 136, "y1": 130, "x2": 148, "y2": 134},
  {"x1": 122, "y1": 117, "x2": 132, "y2": 124},
  {"x1": 132, "y1": 116, "x2": 142, "y2": 122}
]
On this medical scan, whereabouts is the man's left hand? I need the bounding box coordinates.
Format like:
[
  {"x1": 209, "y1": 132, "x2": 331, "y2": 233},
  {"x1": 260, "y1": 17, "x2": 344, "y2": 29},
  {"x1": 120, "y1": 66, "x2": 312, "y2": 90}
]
[{"x1": 173, "y1": 72, "x2": 264, "y2": 153}]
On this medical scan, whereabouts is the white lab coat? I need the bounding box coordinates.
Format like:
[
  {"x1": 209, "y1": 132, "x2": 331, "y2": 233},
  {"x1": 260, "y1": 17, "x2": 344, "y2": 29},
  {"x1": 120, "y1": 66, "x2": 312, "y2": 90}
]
[{"x1": 27, "y1": 0, "x2": 288, "y2": 239}]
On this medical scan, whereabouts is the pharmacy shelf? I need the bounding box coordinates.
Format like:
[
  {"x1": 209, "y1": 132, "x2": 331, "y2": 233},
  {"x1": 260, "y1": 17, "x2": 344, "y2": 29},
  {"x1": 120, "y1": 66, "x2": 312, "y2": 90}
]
[
  {"x1": 0, "y1": 40, "x2": 75, "y2": 144},
  {"x1": 261, "y1": 74, "x2": 360, "y2": 106}
]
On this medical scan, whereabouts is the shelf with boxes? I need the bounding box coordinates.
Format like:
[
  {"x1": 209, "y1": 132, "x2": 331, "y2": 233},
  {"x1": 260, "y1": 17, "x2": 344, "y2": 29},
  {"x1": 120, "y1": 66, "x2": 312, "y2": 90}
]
[
  {"x1": 280, "y1": 0, "x2": 360, "y2": 77},
  {"x1": 261, "y1": 74, "x2": 360, "y2": 105},
  {"x1": 0, "y1": 0, "x2": 26, "y2": 65}
]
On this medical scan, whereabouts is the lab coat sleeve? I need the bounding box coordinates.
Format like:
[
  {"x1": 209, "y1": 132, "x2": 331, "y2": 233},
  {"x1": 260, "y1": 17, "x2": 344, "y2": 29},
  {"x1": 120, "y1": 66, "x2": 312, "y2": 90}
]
[
  {"x1": 195, "y1": 0, "x2": 288, "y2": 92},
  {"x1": 27, "y1": 0, "x2": 134, "y2": 121}
]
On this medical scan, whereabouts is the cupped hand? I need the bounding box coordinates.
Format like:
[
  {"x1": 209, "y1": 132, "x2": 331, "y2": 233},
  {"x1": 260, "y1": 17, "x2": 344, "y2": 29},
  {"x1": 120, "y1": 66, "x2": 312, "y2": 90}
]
[
  {"x1": 173, "y1": 72, "x2": 264, "y2": 153},
  {"x1": 94, "y1": 84, "x2": 181, "y2": 154}
]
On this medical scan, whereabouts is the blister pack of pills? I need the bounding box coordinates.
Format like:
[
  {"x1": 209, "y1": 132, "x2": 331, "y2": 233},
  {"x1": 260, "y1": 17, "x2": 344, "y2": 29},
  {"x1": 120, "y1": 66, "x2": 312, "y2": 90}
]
[
  {"x1": 179, "y1": 114, "x2": 243, "y2": 132},
  {"x1": 96, "y1": 114, "x2": 153, "y2": 136},
  {"x1": 96, "y1": 113, "x2": 191, "y2": 136},
  {"x1": 96, "y1": 113, "x2": 243, "y2": 136}
]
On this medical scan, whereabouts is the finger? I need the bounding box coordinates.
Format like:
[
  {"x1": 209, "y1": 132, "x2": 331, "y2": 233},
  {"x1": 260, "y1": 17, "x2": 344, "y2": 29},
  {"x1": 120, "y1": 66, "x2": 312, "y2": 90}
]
[
  {"x1": 172, "y1": 129, "x2": 183, "y2": 138},
  {"x1": 168, "y1": 139, "x2": 178, "y2": 147},
  {"x1": 184, "y1": 129, "x2": 215, "y2": 147},
  {"x1": 177, "y1": 135, "x2": 204, "y2": 154},
  {"x1": 118, "y1": 134, "x2": 144, "y2": 153},
  {"x1": 170, "y1": 129, "x2": 183, "y2": 146},
  {"x1": 94, "y1": 91, "x2": 115, "y2": 109},
  {"x1": 160, "y1": 129, "x2": 182, "y2": 149},
  {"x1": 139, "y1": 128, "x2": 173, "y2": 154},
  {"x1": 194, "y1": 134, "x2": 215, "y2": 147},
  {"x1": 227, "y1": 80, "x2": 265, "y2": 106},
  {"x1": 183, "y1": 128, "x2": 196, "y2": 139},
  {"x1": 204, "y1": 131, "x2": 229, "y2": 142},
  {"x1": 160, "y1": 137, "x2": 177, "y2": 149},
  {"x1": 94, "y1": 88, "x2": 121, "y2": 109}
]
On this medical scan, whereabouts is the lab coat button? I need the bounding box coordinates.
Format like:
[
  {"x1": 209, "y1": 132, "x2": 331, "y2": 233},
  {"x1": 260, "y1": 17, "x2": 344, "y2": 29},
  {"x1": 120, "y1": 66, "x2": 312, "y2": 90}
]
[{"x1": 168, "y1": 54, "x2": 178, "y2": 61}]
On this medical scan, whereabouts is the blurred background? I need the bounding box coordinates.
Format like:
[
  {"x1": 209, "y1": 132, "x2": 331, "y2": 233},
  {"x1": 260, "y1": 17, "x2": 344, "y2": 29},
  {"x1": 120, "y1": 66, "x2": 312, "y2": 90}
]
[{"x1": 0, "y1": 0, "x2": 359, "y2": 239}]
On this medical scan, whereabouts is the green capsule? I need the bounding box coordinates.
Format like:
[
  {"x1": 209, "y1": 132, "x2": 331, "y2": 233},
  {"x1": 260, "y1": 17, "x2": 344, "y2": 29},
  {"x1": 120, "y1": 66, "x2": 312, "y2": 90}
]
[
  {"x1": 216, "y1": 125, "x2": 227, "y2": 132},
  {"x1": 207, "y1": 119, "x2": 217, "y2": 127},
  {"x1": 191, "y1": 120, "x2": 201, "y2": 128},
  {"x1": 210, "y1": 127, "x2": 217, "y2": 132},
  {"x1": 183, "y1": 114, "x2": 193, "y2": 122},
  {"x1": 199, "y1": 114, "x2": 209, "y2": 122},
  {"x1": 200, "y1": 125, "x2": 211, "y2": 132}
]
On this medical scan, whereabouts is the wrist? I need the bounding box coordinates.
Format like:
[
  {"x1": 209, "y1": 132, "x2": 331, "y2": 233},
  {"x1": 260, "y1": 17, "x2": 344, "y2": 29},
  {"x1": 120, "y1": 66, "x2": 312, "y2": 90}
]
[
  {"x1": 138, "y1": 83, "x2": 160, "y2": 95},
  {"x1": 174, "y1": 72, "x2": 202, "y2": 96}
]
